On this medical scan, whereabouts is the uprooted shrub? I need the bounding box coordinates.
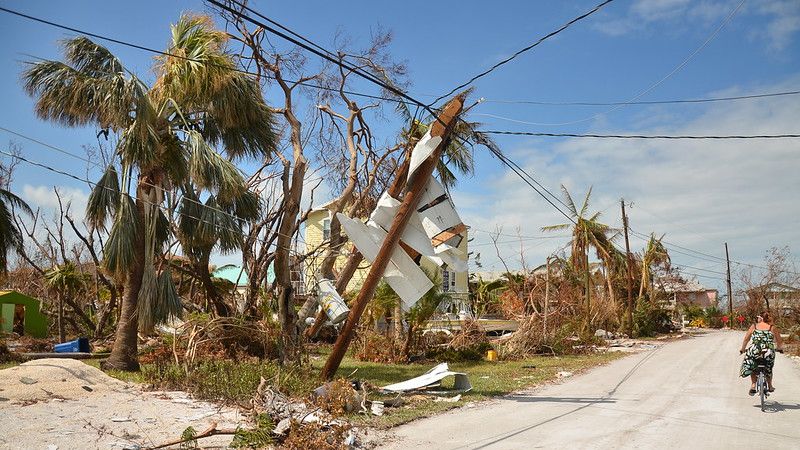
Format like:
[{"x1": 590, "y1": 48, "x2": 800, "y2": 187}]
[
  {"x1": 425, "y1": 320, "x2": 492, "y2": 362},
  {"x1": 352, "y1": 327, "x2": 405, "y2": 363},
  {"x1": 283, "y1": 421, "x2": 352, "y2": 450}
]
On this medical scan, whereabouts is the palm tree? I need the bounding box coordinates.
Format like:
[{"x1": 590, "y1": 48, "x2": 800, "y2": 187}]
[
  {"x1": 44, "y1": 262, "x2": 89, "y2": 342},
  {"x1": 542, "y1": 186, "x2": 616, "y2": 328},
  {"x1": 638, "y1": 233, "x2": 670, "y2": 303},
  {"x1": 23, "y1": 15, "x2": 277, "y2": 370},
  {"x1": 0, "y1": 186, "x2": 33, "y2": 275}
]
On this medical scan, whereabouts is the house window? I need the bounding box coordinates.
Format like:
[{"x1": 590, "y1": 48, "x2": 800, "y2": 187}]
[
  {"x1": 441, "y1": 269, "x2": 456, "y2": 292},
  {"x1": 323, "y1": 218, "x2": 331, "y2": 240}
]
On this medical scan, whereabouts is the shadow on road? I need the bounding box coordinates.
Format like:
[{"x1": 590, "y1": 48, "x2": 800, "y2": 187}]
[
  {"x1": 506, "y1": 395, "x2": 616, "y2": 405},
  {"x1": 756, "y1": 402, "x2": 800, "y2": 413}
]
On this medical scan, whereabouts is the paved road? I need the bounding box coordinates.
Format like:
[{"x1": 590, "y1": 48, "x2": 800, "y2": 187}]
[{"x1": 379, "y1": 330, "x2": 800, "y2": 449}]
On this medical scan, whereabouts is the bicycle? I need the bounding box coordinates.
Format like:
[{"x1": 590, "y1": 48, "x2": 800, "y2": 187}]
[
  {"x1": 751, "y1": 350, "x2": 784, "y2": 412},
  {"x1": 753, "y1": 361, "x2": 770, "y2": 412}
]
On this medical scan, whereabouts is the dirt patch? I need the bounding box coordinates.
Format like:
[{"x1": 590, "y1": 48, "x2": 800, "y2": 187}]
[{"x1": 0, "y1": 359, "x2": 244, "y2": 449}]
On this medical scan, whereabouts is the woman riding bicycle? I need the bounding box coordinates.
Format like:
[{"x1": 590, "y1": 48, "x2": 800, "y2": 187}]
[{"x1": 739, "y1": 311, "x2": 784, "y2": 395}]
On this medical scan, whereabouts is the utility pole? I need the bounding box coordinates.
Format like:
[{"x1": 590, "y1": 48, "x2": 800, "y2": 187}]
[
  {"x1": 322, "y1": 94, "x2": 465, "y2": 380},
  {"x1": 725, "y1": 242, "x2": 733, "y2": 323},
  {"x1": 544, "y1": 256, "x2": 551, "y2": 342},
  {"x1": 621, "y1": 199, "x2": 634, "y2": 335}
]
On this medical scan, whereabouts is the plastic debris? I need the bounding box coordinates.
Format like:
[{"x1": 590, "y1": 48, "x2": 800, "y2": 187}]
[{"x1": 382, "y1": 363, "x2": 472, "y2": 393}]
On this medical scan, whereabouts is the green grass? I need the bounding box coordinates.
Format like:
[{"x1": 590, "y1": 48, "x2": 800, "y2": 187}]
[
  {"x1": 2, "y1": 349, "x2": 625, "y2": 429},
  {"x1": 317, "y1": 351, "x2": 625, "y2": 428}
]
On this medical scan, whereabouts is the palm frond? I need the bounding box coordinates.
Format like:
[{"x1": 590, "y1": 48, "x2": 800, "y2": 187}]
[
  {"x1": 138, "y1": 268, "x2": 182, "y2": 333},
  {"x1": 102, "y1": 194, "x2": 139, "y2": 275},
  {"x1": 62, "y1": 36, "x2": 125, "y2": 77},
  {"x1": 186, "y1": 130, "x2": 245, "y2": 201},
  {"x1": 0, "y1": 194, "x2": 26, "y2": 273},
  {"x1": 0, "y1": 188, "x2": 33, "y2": 217},
  {"x1": 541, "y1": 223, "x2": 571, "y2": 232},
  {"x1": 86, "y1": 164, "x2": 120, "y2": 229},
  {"x1": 579, "y1": 186, "x2": 593, "y2": 218},
  {"x1": 560, "y1": 185, "x2": 578, "y2": 217},
  {"x1": 22, "y1": 42, "x2": 135, "y2": 130},
  {"x1": 153, "y1": 14, "x2": 278, "y2": 160}
]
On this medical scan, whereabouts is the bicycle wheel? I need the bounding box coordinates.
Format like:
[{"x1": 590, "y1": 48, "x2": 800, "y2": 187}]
[{"x1": 758, "y1": 373, "x2": 766, "y2": 411}]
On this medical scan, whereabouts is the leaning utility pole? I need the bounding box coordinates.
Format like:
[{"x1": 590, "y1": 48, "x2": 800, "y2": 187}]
[
  {"x1": 725, "y1": 242, "x2": 733, "y2": 322},
  {"x1": 544, "y1": 255, "x2": 551, "y2": 341},
  {"x1": 621, "y1": 199, "x2": 634, "y2": 335},
  {"x1": 321, "y1": 94, "x2": 466, "y2": 380}
]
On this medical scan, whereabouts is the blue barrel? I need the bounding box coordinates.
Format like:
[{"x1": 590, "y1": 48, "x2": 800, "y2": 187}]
[{"x1": 54, "y1": 337, "x2": 90, "y2": 353}]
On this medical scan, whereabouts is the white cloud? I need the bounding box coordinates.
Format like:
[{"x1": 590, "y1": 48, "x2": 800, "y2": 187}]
[
  {"x1": 594, "y1": 0, "x2": 800, "y2": 51},
  {"x1": 453, "y1": 78, "x2": 800, "y2": 288},
  {"x1": 22, "y1": 184, "x2": 90, "y2": 217}
]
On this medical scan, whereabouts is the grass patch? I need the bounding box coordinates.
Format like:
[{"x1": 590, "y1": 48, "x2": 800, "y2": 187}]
[{"x1": 315, "y1": 351, "x2": 625, "y2": 428}]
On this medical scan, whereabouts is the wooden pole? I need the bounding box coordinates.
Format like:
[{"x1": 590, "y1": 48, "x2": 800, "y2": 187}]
[
  {"x1": 305, "y1": 150, "x2": 414, "y2": 339},
  {"x1": 725, "y1": 242, "x2": 733, "y2": 323},
  {"x1": 621, "y1": 199, "x2": 634, "y2": 335},
  {"x1": 321, "y1": 94, "x2": 465, "y2": 380},
  {"x1": 544, "y1": 256, "x2": 550, "y2": 341}
]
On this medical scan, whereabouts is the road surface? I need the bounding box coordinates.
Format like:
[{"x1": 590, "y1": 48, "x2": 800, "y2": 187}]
[{"x1": 378, "y1": 330, "x2": 800, "y2": 449}]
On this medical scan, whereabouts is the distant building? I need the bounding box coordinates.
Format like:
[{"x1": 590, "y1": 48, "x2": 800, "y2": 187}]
[
  {"x1": 746, "y1": 282, "x2": 800, "y2": 314},
  {"x1": 659, "y1": 276, "x2": 719, "y2": 310}
]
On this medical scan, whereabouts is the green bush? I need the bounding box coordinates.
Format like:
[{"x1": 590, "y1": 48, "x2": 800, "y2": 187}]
[{"x1": 634, "y1": 299, "x2": 672, "y2": 337}]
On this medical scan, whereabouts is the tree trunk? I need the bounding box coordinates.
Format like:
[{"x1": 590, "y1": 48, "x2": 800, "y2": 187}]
[
  {"x1": 57, "y1": 292, "x2": 65, "y2": 343},
  {"x1": 393, "y1": 304, "x2": 403, "y2": 338},
  {"x1": 94, "y1": 287, "x2": 118, "y2": 336},
  {"x1": 102, "y1": 196, "x2": 146, "y2": 372},
  {"x1": 197, "y1": 255, "x2": 230, "y2": 317}
]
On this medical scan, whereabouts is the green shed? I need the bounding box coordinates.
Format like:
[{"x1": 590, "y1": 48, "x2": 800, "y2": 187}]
[{"x1": 0, "y1": 291, "x2": 48, "y2": 338}]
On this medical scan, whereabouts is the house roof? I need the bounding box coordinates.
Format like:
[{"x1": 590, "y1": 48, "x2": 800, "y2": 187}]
[
  {"x1": 211, "y1": 264, "x2": 249, "y2": 286},
  {"x1": 748, "y1": 282, "x2": 800, "y2": 293},
  {"x1": 659, "y1": 276, "x2": 714, "y2": 293}
]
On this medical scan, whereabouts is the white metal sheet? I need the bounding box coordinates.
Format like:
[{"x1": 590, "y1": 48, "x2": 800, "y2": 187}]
[
  {"x1": 337, "y1": 213, "x2": 433, "y2": 310},
  {"x1": 407, "y1": 129, "x2": 443, "y2": 181},
  {"x1": 369, "y1": 191, "x2": 436, "y2": 257}
]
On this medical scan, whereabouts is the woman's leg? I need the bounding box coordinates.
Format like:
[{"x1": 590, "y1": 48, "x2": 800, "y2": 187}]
[{"x1": 750, "y1": 374, "x2": 757, "y2": 389}]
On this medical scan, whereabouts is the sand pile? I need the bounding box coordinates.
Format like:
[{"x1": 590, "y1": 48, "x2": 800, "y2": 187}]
[{"x1": 0, "y1": 358, "x2": 133, "y2": 405}]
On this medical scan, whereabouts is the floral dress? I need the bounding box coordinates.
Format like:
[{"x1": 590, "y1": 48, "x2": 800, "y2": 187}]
[{"x1": 740, "y1": 328, "x2": 776, "y2": 377}]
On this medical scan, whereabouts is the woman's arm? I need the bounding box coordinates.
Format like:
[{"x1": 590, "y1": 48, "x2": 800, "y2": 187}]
[
  {"x1": 740, "y1": 325, "x2": 754, "y2": 353},
  {"x1": 774, "y1": 327, "x2": 784, "y2": 351}
]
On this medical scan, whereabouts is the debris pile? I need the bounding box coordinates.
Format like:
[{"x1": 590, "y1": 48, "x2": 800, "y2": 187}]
[{"x1": 250, "y1": 377, "x2": 357, "y2": 449}]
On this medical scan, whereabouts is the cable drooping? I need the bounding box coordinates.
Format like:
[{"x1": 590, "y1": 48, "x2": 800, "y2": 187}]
[{"x1": 429, "y1": 0, "x2": 615, "y2": 106}]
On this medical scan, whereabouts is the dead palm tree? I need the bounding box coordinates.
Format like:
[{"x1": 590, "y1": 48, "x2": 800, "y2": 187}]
[
  {"x1": 44, "y1": 262, "x2": 89, "y2": 342},
  {"x1": 22, "y1": 15, "x2": 277, "y2": 370},
  {"x1": 542, "y1": 186, "x2": 616, "y2": 328},
  {"x1": 638, "y1": 233, "x2": 671, "y2": 303}
]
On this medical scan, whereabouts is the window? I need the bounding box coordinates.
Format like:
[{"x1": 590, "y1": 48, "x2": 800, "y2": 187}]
[
  {"x1": 323, "y1": 218, "x2": 331, "y2": 240},
  {"x1": 442, "y1": 269, "x2": 456, "y2": 292}
]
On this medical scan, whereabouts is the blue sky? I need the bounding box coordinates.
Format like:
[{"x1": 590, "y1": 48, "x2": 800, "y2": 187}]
[{"x1": 1, "y1": 0, "x2": 798, "y2": 292}]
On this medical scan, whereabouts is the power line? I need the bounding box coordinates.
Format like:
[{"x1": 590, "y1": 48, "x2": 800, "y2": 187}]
[
  {"x1": 530, "y1": 0, "x2": 746, "y2": 127},
  {"x1": 430, "y1": 0, "x2": 616, "y2": 106},
  {"x1": 206, "y1": 0, "x2": 430, "y2": 112},
  {"x1": 0, "y1": 6, "x2": 415, "y2": 108},
  {"x1": 628, "y1": 228, "x2": 800, "y2": 277},
  {"x1": 483, "y1": 130, "x2": 800, "y2": 139},
  {"x1": 481, "y1": 89, "x2": 800, "y2": 106},
  {"x1": 0, "y1": 4, "x2": 600, "y2": 234}
]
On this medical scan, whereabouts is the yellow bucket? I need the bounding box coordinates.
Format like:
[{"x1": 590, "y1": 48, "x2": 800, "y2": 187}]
[{"x1": 486, "y1": 349, "x2": 497, "y2": 361}]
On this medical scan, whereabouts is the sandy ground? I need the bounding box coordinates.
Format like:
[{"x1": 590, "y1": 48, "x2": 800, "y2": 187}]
[
  {"x1": 376, "y1": 330, "x2": 800, "y2": 450},
  {"x1": 0, "y1": 359, "x2": 244, "y2": 449}
]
